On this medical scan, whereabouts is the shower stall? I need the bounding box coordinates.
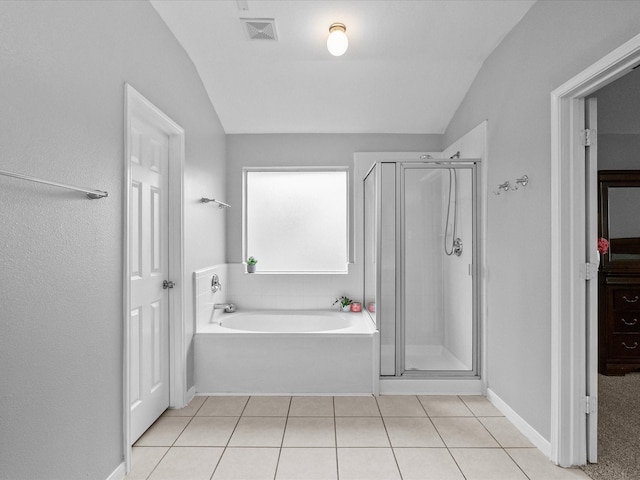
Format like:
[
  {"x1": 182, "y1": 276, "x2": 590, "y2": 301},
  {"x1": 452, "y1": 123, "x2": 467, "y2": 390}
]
[{"x1": 363, "y1": 159, "x2": 479, "y2": 378}]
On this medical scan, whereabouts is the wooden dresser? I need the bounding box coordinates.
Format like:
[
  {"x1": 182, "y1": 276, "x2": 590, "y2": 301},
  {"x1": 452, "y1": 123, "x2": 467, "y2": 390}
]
[{"x1": 598, "y1": 171, "x2": 640, "y2": 375}]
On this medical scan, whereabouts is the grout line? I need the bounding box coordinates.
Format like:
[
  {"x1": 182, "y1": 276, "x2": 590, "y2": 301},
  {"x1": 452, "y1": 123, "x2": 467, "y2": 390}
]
[
  {"x1": 375, "y1": 395, "x2": 404, "y2": 480},
  {"x1": 334, "y1": 396, "x2": 340, "y2": 480},
  {"x1": 136, "y1": 399, "x2": 206, "y2": 479},
  {"x1": 503, "y1": 448, "x2": 534, "y2": 480},
  {"x1": 438, "y1": 396, "x2": 469, "y2": 480},
  {"x1": 172, "y1": 415, "x2": 195, "y2": 447},
  {"x1": 139, "y1": 446, "x2": 172, "y2": 480},
  {"x1": 272, "y1": 396, "x2": 293, "y2": 480},
  {"x1": 207, "y1": 396, "x2": 248, "y2": 480},
  {"x1": 192, "y1": 395, "x2": 207, "y2": 416}
]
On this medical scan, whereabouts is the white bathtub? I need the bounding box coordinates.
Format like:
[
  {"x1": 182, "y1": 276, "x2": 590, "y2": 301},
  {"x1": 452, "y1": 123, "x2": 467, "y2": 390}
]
[{"x1": 195, "y1": 310, "x2": 377, "y2": 394}]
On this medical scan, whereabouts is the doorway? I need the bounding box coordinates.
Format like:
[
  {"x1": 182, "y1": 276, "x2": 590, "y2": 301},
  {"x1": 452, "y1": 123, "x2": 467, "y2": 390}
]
[
  {"x1": 123, "y1": 85, "x2": 186, "y2": 470},
  {"x1": 582, "y1": 68, "x2": 640, "y2": 478},
  {"x1": 550, "y1": 33, "x2": 640, "y2": 467}
]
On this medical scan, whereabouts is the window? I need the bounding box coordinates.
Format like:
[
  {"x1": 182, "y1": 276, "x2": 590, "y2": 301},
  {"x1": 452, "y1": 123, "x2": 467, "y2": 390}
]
[{"x1": 244, "y1": 168, "x2": 349, "y2": 273}]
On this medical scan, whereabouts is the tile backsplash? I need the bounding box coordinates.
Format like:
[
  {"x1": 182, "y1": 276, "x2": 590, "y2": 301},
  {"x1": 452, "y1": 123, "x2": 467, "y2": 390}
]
[
  {"x1": 193, "y1": 263, "x2": 361, "y2": 328},
  {"x1": 193, "y1": 264, "x2": 228, "y2": 330}
]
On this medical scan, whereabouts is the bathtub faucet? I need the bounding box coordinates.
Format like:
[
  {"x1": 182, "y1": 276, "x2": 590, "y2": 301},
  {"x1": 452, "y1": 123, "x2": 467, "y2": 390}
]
[{"x1": 214, "y1": 303, "x2": 236, "y2": 313}]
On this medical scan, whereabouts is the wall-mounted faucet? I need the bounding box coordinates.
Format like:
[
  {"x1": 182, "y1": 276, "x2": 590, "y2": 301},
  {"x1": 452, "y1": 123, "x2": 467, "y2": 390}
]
[
  {"x1": 211, "y1": 274, "x2": 222, "y2": 293},
  {"x1": 514, "y1": 175, "x2": 529, "y2": 189},
  {"x1": 214, "y1": 303, "x2": 236, "y2": 313},
  {"x1": 494, "y1": 175, "x2": 530, "y2": 195},
  {"x1": 494, "y1": 181, "x2": 511, "y2": 195}
]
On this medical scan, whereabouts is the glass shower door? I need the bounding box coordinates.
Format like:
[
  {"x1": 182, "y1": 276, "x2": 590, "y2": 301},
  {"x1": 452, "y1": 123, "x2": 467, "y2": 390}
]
[
  {"x1": 400, "y1": 163, "x2": 477, "y2": 374},
  {"x1": 364, "y1": 163, "x2": 397, "y2": 376}
]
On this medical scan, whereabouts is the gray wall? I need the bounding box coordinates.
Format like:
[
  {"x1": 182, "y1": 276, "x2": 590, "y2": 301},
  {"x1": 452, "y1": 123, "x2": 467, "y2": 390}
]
[
  {"x1": 590, "y1": 66, "x2": 640, "y2": 169},
  {"x1": 226, "y1": 133, "x2": 442, "y2": 262},
  {"x1": 0, "y1": 2, "x2": 226, "y2": 479},
  {"x1": 444, "y1": 0, "x2": 640, "y2": 440}
]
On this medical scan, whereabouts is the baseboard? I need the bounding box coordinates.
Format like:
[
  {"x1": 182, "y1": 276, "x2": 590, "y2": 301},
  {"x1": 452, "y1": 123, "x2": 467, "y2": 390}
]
[
  {"x1": 105, "y1": 462, "x2": 126, "y2": 480},
  {"x1": 487, "y1": 388, "x2": 551, "y2": 458},
  {"x1": 196, "y1": 392, "x2": 371, "y2": 396},
  {"x1": 186, "y1": 385, "x2": 196, "y2": 405}
]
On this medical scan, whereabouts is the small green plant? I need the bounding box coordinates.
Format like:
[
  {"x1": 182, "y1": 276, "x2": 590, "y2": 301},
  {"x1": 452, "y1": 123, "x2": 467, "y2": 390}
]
[
  {"x1": 247, "y1": 256, "x2": 258, "y2": 265},
  {"x1": 333, "y1": 295, "x2": 353, "y2": 308}
]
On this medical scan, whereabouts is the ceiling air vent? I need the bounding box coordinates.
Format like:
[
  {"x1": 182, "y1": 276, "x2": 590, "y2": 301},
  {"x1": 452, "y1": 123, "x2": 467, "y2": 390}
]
[{"x1": 241, "y1": 18, "x2": 278, "y2": 41}]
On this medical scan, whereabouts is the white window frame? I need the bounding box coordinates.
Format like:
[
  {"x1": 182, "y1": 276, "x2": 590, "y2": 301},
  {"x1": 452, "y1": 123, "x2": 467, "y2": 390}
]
[{"x1": 242, "y1": 166, "x2": 350, "y2": 274}]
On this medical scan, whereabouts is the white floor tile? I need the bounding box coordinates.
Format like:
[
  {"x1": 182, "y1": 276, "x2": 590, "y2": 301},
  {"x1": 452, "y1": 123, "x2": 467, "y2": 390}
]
[
  {"x1": 126, "y1": 447, "x2": 169, "y2": 480},
  {"x1": 148, "y1": 447, "x2": 223, "y2": 480},
  {"x1": 337, "y1": 448, "x2": 401, "y2": 480},
  {"x1": 282, "y1": 417, "x2": 336, "y2": 447},
  {"x1": 276, "y1": 448, "x2": 338, "y2": 480},
  {"x1": 431, "y1": 417, "x2": 499, "y2": 448},
  {"x1": 243, "y1": 396, "x2": 291, "y2": 416},
  {"x1": 393, "y1": 448, "x2": 465, "y2": 480},
  {"x1": 129, "y1": 395, "x2": 575, "y2": 480},
  {"x1": 212, "y1": 447, "x2": 280, "y2": 480},
  {"x1": 383, "y1": 417, "x2": 444, "y2": 447},
  {"x1": 228, "y1": 416, "x2": 286, "y2": 447},
  {"x1": 507, "y1": 448, "x2": 593, "y2": 479},
  {"x1": 450, "y1": 448, "x2": 528, "y2": 480},
  {"x1": 289, "y1": 396, "x2": 334, "y2": 416},
  {"x1": 418, "y1": 395, "x2": 474, "y2": 417},
  {"x1": 163, "y1": 396, "x2": 206, "y2": 417},
  {"x1": 334, "y1": 396, "x2": 380, "y2": 416},
  {"x1": 460, "y1": 395, "x2": 502, "y2": 416},
  {"x1": 377, "y1": 395, "x2": 427, "y2": 417},
  {"x1": 134, "y1": 417, "x2": 191, "y2": 447},
  {"x1": 174, "y1": 416, "x2": 239, "y2": 446},
  {"x1": 478, "y1": 417, "x2": 534, "y2": 448},
  {"x1": 197, "y1": 396, "x2": 249, "y2": 416},
  {"x1": 335, "y1": 416, "x2": 390, "y2": 447}
]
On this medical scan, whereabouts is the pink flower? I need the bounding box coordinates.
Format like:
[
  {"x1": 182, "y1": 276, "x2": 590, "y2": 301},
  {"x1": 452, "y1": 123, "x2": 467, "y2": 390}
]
[{"x1": 598, "y1": 237, "x2": 609, "y2": 254}]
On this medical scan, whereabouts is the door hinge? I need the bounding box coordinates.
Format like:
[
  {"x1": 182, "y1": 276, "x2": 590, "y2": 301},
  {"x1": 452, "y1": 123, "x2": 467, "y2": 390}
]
[
  {"x1": 582, "y1": 128, "x2": 594, "y2": 147},
  {"x1": 580, "y1": 262, "x2": 596, "y2": 280},
  {"x1": 584, "y1": 395, "x2": 597, "y2": 414}
]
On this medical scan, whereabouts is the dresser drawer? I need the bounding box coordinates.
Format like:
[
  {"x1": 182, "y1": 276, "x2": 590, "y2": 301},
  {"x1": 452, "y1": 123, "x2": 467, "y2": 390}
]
[
  {"x1": 612, "y1": 289, "x2": 640, "y2": 310},
  {"x1": 611, "y1": 334, "x2": 640, "y2": 357},
  {"x1": 613, "y1": 312, "x2": 640, "y2": 332}
]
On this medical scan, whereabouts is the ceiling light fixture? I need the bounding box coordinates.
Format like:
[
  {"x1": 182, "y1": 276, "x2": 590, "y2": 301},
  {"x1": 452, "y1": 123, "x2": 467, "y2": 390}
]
[{"x1": 327, "y1": 23, "x2": 348, "y2": 56}]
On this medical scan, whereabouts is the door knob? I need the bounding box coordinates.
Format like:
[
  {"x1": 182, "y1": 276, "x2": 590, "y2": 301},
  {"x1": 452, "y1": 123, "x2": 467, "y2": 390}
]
[{"x1": 163, "y1": 280, "x2": 175, "y2": 289}]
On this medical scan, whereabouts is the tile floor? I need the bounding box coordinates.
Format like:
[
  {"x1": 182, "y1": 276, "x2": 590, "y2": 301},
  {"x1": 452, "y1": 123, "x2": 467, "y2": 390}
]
[{"x1": 127, "y1": 395, "x2": 590, "y2": 480}]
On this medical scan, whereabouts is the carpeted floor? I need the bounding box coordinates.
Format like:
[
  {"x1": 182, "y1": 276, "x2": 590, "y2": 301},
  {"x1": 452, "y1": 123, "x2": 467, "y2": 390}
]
[{"x1": 581, "y1": 373, "x2": 640, "y2": 480}]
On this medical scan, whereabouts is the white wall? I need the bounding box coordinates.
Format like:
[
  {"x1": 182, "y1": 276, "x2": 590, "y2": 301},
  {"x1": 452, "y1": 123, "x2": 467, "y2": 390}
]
[
  {"x1": 226, "y1": 134, "x2": 441, "y2": 306},
  {"x1": 0, "y1": 2, "x2": 226, "y2": 479},
  {"x1": 444, "y1": 0, "x2": 640, "y2": 441},
  {"x1": 442, "y1": 123, "x2": 487, "y2": 375},
  {"x1": 441, "y1": 168, "x2": 474, "y2": 368}
]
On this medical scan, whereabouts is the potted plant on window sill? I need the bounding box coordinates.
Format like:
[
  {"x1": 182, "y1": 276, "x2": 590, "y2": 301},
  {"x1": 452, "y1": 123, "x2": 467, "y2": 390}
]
[
  {"x1": 333, "y1": 295, "x2": 353, "y2": 312},
  {"x1": 246, "y1": 256, "x2": 258, "y2": 273}
]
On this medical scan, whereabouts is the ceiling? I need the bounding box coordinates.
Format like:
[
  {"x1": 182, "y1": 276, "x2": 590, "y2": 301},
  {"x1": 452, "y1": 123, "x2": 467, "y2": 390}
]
[{"x1": 150, "y1": 0, "x2": 535, "y2": 135}]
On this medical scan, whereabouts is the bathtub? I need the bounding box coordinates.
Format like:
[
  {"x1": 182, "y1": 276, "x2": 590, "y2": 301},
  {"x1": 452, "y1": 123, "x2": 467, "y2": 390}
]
[{"x1": 194, "y1": 310, "x2": 377, "y2": 394}]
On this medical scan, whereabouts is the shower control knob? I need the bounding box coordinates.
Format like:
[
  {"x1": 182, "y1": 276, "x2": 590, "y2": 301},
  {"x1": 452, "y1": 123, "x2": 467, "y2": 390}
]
[{"x1": 162, "y1": 280, "x2": 176, "y2": 289}]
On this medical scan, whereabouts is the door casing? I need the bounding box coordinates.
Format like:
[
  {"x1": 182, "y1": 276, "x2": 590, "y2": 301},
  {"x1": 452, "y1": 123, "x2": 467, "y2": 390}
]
[
  {"x1": 123, "y1": 84, "x2": 186, "y2": 471},
  {"x1": 550, "y1": 33, "x2": 640, "y2": 467}
]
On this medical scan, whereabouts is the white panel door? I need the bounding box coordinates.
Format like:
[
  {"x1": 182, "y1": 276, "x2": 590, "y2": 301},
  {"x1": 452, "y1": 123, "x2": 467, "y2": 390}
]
[{"x1": 129, "y1": 115, "x2": 171, "y2": 444}]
